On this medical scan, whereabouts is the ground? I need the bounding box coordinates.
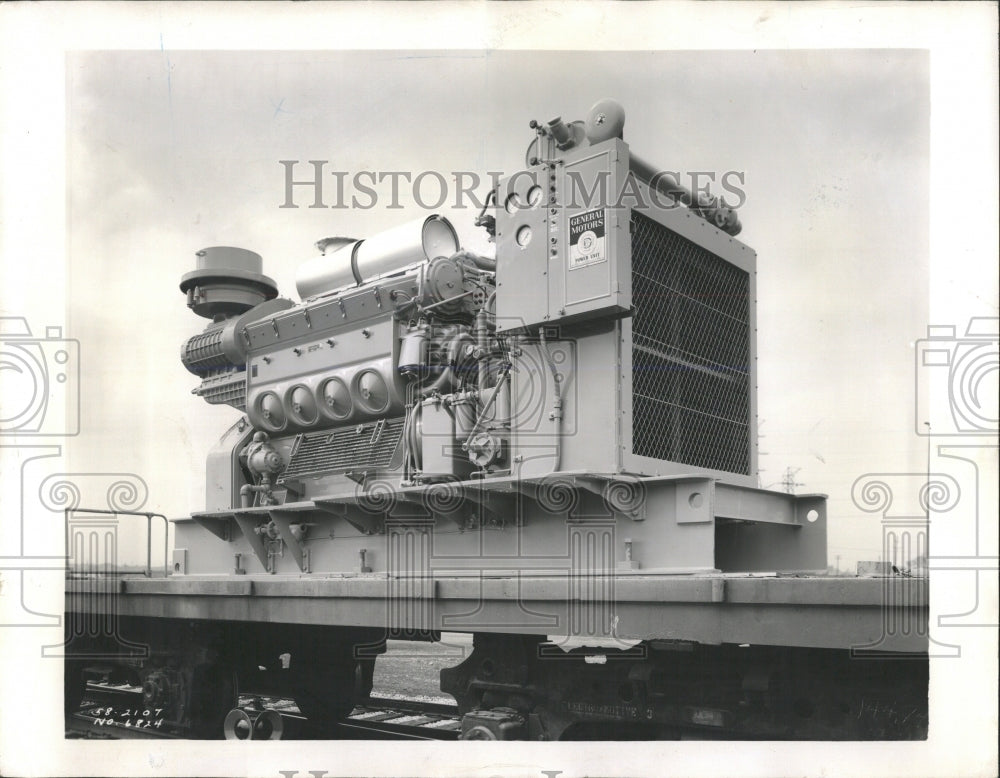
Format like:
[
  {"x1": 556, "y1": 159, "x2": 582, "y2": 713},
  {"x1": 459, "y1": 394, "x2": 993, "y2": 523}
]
[{"x1": 371, "y1": 633, "x2": 473, "y2": 703}]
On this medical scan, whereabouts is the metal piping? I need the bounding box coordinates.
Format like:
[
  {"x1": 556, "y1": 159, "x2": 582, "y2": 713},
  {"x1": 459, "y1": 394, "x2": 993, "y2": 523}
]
[
  {"x1": 451, "y1": 249, "x2": 497, "y2": 272},
  {"x1": 474, "y1": 310, "x2": 490, "y2": 397},
  {"x1": 461, "y1": 363, "x2": 511, "y2": 451},
  {"x1": 420, "y1": 332, "x2": 474, "y2": 397},
  {"x1": 420, "y1": 289, "x2": 476, "y2": 313},
  {"x1": 629, "y1": 153, "x2": 742, "y2": 236}
]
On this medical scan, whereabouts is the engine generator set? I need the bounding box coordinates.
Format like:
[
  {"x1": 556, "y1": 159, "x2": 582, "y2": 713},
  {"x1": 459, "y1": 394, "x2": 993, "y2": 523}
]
[{"x1": 176, "y1": 98, "x2": 818, "y2": 578}]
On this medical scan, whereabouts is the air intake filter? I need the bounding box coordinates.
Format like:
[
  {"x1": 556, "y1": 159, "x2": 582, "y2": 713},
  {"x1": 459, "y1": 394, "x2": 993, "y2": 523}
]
[{"x1": 180, "y1": 246, "x2": 278, "y2": 320}]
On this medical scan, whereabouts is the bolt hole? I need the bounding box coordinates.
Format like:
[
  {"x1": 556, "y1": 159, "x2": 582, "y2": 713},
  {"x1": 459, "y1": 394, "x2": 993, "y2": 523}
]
[
  {"x1": 480, "y1": 659, "x2": 495, "y2": 678},
  {"x1": 173, "y1": 562, "x2": 180, "y2": 572},
  {"x1": 688, "y1": 492, "x2": 703, "y2": 509}
]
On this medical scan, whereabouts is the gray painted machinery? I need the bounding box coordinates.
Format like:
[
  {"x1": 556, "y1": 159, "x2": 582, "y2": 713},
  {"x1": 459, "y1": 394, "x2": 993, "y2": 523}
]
[{"x1": 65, "y1": 100, "x2": 928, "y2": 741}]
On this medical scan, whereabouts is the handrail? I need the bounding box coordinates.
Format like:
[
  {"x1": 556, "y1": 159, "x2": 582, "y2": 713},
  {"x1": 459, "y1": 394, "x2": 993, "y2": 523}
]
[{"x1": 64, "y1": 507, "x2": 170, "y2": 578}]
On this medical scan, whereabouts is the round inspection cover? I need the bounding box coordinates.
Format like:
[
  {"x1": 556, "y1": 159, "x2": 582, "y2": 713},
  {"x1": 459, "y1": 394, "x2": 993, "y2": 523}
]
[
  {"x1": 319, "y1": 377, "x2": 353, "y2": 420},
  {"x1": 421, "y1": 216, "x2": 460, "y2": 260},
  {"x1": 425, "y1": 257, "x2": 464, "y2": 308},
  {"x1": 354, "y1": 370, "x2": 390, "y2": 413},
  {"x1": 287, "y1": 384, "x2": 319, "y2": 425},
  {"x1": 256, "y1": 391, "x2": 286, "y2": 431}
]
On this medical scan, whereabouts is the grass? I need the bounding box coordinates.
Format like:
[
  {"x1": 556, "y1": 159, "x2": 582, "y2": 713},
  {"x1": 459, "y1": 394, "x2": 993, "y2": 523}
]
[{"x1": 371, "y1": 634, "x2": 472, "y2": 703}]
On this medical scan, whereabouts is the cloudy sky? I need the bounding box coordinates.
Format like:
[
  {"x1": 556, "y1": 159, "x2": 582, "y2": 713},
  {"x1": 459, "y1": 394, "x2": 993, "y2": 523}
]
[{"x1": 62, "y1": 47, "x2": 931, "y2": 567}]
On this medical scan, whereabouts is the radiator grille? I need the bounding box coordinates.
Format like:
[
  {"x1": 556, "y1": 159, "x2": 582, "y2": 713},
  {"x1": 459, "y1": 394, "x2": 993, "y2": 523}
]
[
  {"x1": 631, "y1": 212, "x2": 751, "y2": 474},
  {"x1": 280, "y1": 418, "x2": 405, "y2": 481}
]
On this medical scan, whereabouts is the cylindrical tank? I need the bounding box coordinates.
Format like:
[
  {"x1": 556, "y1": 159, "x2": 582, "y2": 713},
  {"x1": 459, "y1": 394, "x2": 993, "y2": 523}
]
[
  {"x1": 356, "y1": 215, "x2": 459, "y2": 285},
  {"x1": 451, "y1": 395, "x2": 477, "y2": 439},
  {"x1": 399, "y1": 326, "x2": 428, "y2": 374},
  {"x1": 295, "y1": 215, "x2": 459, "y2": 299},
  {"x1": 294, "y1": 240, "x2": 363, "y2": 300}
]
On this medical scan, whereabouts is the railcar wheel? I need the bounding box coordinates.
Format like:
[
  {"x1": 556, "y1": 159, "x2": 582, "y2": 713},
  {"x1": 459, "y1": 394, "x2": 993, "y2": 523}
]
[
  {"x1": 292, "y1": 663, "x2": 359, "y2": 733},
  {"x1": 355, "y1": 656, "x2": 377, "y2": 700},
  {"x1": 189, "y1": 664, "x2": 238, "y2": 738},
  {"x1": 64, "y1": 660, "x2": 86, "y2": 715}
]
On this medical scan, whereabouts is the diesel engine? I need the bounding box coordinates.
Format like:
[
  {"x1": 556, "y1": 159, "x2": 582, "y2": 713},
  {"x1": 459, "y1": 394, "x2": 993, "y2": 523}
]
[{"x1": 179, "y1": 99, "x2": 760, "y2": 541}]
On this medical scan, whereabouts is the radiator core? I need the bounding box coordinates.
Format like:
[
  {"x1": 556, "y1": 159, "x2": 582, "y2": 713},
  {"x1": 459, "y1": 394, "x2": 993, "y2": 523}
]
[{"x1": 630, "y1": 212, "x2": 752, "y2": 475}]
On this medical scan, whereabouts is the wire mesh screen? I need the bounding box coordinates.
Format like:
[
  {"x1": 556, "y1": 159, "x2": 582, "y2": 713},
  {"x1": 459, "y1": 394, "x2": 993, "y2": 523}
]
[{"x1": 631, "y1": 212, "x2": 751, "y2": 474}]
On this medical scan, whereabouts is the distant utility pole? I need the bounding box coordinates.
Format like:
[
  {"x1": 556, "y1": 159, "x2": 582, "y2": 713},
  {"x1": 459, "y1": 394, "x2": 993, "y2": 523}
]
[
  {"x1": 781, "y1": 466, "x2": 804, "y2": 494},
  {"x1": 835, "y1": 554, "x2": 841, "y2": 575}
]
